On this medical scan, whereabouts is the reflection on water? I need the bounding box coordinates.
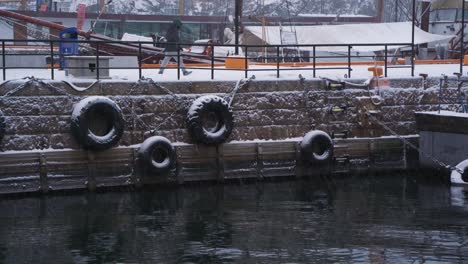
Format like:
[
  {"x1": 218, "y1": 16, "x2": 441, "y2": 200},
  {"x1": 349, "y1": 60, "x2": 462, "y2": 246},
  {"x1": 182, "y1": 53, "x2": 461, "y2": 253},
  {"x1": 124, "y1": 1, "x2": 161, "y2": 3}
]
[{"x1": 1, "y1": 175, "x2": 468, "y2": 263}]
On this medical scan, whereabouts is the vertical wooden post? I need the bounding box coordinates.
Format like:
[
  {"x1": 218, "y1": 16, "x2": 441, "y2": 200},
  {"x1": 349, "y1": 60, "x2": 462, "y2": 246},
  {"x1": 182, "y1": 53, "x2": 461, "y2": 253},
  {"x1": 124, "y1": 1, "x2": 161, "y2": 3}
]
[
  {"x1": 175, "y1": 147, "x2": 184, "y2": 185},
  {"x1": 132, "y1": 149, "x2": 143, "y2": 188},
  {"x1": 295, "y1": 142, "x2": 304, "y2": 178},
  {"x1": 39, "y1": 153, "x2": 49, "y2": 193},
  {"x1": 217, "y1": 145, "x2": 225, "y2": 183},
  {"x1": 87, "y1": 151, "x2": 97, "y2": 191},
  {"x1": 256, "y1": 143, "x2": 263, "y2": 179}
]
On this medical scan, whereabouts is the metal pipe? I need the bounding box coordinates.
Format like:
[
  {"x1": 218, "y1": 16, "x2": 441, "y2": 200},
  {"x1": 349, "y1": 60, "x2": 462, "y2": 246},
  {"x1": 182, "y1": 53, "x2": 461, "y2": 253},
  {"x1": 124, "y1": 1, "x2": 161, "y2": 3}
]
[
  {"x1": 313, "y1": 46, "x2": 316, "y2": 78},
  {"x1": 411, "y1": 0, "x2": 416, "y2": 77},
  {"x1": 276, "y1": 46, "x2": 280, "y2": 78},
  {"x1": 96, "y1": 42, "x2": 100, "y2": 80},
  {"x1": 138, "y1": 42, "x2": 142, "y2": 80},
  {"x1": 2, "y1": 41, "x2": 5, "y2": 81},
  {"x1": 211, "y1": 44, "x2": 214, "y2": 80},
  {"x1": 235, "y1": 0, "x2": 240, "y2": 55},
  {"x1": 348, "y1": 45, "x2": 352, "y2": 78},
  {"x1": 50, "y1": 40, "x2": 54, "y2": 80},
  {"x1": 384, "y1": 45, "x2": 388, "y2": 77},
  {"x1": 461, "y1": 0, "x2": 466, "y2": 74}
]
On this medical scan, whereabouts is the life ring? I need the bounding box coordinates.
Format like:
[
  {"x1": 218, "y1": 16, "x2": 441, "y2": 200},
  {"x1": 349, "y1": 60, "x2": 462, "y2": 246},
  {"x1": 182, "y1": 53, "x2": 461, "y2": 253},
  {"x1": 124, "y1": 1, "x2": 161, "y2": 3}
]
[
  {"x1": 0, "y1": 110, "x2": 5, "y2": 144},
  {"x1": 300, "y1": 130, "x2": 334, "y2": 164},
  {"x1": 187, "y1": 95, "x2": 233, "y2": 145},
  {"x1": 451, "y1": 159, "x2": 468, "y2": 185},
  {"x1": 71, "y1": 96, "x2": 125, "y2": 150},
  {"x1": 138, "y1": 136, "x2": 176, "y2": 174}
]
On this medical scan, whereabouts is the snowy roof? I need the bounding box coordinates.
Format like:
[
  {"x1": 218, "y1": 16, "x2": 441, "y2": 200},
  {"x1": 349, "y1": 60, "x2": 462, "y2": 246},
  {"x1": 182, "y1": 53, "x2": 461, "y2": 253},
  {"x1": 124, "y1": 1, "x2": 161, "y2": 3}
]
[{"x1": 244, "y1": 22, "x2": 454, "y2": 52}]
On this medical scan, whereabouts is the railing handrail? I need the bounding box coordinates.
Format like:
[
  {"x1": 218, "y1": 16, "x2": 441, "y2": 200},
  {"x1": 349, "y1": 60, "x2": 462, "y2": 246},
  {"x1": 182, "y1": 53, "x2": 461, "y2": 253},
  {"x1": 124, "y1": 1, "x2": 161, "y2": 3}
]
[{"x1": 0, "y1": 38, "x2": 424, "y2": 81}]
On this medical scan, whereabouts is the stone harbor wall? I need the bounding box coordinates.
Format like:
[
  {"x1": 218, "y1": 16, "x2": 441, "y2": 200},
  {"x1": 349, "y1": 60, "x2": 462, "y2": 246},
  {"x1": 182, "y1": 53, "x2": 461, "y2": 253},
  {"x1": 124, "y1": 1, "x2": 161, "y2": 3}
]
[{"x1": 0, "y1": 76, "x2": 461, "y2": 151}]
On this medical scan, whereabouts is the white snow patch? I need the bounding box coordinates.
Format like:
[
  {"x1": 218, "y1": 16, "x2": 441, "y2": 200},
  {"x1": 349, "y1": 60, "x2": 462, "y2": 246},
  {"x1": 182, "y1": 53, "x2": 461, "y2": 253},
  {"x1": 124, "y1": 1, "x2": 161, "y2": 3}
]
[
  {"x1": 2, "y1": 63, "x2": 464, "y2": 82},
  {"x1": 417, "y1": 110, "x2": 468, "y2": 118}
]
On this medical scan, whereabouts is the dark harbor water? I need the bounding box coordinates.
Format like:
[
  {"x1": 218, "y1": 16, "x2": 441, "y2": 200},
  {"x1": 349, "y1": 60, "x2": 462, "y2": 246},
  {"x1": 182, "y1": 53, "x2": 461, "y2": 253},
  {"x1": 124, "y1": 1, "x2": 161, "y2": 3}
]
[{"x1": 1, "y1": 175, "x2": 468, "y2": 264}]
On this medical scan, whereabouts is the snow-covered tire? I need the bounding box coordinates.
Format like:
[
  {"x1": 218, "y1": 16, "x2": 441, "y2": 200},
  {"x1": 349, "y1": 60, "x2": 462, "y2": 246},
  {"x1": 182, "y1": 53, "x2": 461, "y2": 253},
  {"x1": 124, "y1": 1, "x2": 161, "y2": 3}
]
[
  {"x1": 187, "y1": 95, "x2": 233, "y2": 145},
  {"x1": 0, "y1": 110, "x2": 5, "y2": 143},
  {"x1": 138, "y1": 136, "x2": 176, "y2": 174},
  {"x1": 71, "y1": 96, "x2": 124, "y2": 150},
  {"x1": 451, "y1": 159, "x2": 468, "y2": 185},
  {"x1": 300, "y1": 130, "x2": 334, "y2": 164}
]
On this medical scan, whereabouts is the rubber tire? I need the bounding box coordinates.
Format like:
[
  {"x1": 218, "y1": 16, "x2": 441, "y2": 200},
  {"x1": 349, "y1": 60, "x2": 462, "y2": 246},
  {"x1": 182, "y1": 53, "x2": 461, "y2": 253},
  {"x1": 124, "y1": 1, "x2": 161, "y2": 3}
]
[
  {"x1": 138, "y1": 136, "x2": 176, "y2": 174},
  {"x1": 300, "y1": 130, "x2": 334, "y2": 164},
  {"x1": 71, "y1": 96, "x2": 125, "y2": 151},
  {"x1": 187, "y1": 95, "x2": 233, "y2": 145},
  {"x1": 0, "y1": 110, "x2": 5, "y2": 144}
]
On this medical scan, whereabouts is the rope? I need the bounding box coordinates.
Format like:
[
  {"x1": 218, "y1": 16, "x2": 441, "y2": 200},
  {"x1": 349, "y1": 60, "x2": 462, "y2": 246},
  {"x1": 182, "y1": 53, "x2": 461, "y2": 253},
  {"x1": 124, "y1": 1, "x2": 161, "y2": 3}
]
[
  {"x1": 62, "y1": 80, "x2": 99, "y2": 92},
  {"x1": 228, "y1": 75, "x2": 255, "y2": 107},
  {"x1": 364, "y1": 108, "x2": 464, "y2": 174},
  {"x1": 136, "y1": 77, "x2": 193, "y2": 135}
]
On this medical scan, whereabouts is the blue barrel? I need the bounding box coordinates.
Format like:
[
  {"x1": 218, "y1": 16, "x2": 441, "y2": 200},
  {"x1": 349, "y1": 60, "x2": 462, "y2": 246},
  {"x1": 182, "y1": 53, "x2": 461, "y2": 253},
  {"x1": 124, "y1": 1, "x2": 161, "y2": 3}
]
[{"x1": 59, "y1": 27, "x2": 79, "y2": 69}]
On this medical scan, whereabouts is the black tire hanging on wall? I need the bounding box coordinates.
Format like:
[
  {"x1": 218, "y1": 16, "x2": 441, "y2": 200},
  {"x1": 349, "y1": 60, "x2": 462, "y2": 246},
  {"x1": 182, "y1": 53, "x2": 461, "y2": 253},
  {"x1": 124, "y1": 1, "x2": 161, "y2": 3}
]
[
  {"x1": 187, "y1": 95, "x2": 233, "y2": 145},
  {"x1": 138, "y1": 136, "x2": 176, "y2": 174},
  {"x1": 0, "y1": 110, "x2": 5, "y2": 144},
  {"x1": 300, "y1": 130, "x2": 334, "y2": 164},
  {"x1": 71, "y1": 96, "x2": 125, "y2": 151}
]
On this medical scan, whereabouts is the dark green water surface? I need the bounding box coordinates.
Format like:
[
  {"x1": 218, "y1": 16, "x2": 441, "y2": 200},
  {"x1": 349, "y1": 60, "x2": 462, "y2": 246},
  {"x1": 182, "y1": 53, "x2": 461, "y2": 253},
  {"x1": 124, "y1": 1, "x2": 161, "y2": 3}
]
[{"x1": 1, "y1": 175, "x2": 468, "y2": 263}]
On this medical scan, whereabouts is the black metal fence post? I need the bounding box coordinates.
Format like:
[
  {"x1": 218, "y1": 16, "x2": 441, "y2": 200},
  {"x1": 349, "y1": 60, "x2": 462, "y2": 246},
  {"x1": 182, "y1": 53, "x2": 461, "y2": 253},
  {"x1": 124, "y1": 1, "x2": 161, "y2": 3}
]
[
  {"x1": 50, "y1": 40, "x2": 54, "y2": 80},
  {"x1": 2, "y1": 40, "x2": 5, "y2": 81},
  {"x1": 138, "y1": 42, "x2": 142, "y2": 80},
  {"x1": 96, "y1": 42, "x2": 100, "y2": 80},
  {"x1": 211, "y1": 43, "x2": 214, "y2": 80},
  {"x1": 384, "y1": 45, "x2": 388, "y2": 77},
  {"x1": 313, "y1": 46, "x2": 316, "y2": 78},
  {"x1": 245, "y1": 46, "x2": 248, "y2": 79},
  {"x1": 411, "y1": 0, "x2": 416, "y2": 77},
  {"x1": 277, "y1": 46, "x2": 280, "y2": 78},
  {"x1": 177, "y1": 44, "x2": 181, "y2": 80},
  {"x1": 348, "y1": 45, "x2": 352, "y2": 78},
  {"x1": 461, "y1": 0, "x2": 466, "y2": 74}
]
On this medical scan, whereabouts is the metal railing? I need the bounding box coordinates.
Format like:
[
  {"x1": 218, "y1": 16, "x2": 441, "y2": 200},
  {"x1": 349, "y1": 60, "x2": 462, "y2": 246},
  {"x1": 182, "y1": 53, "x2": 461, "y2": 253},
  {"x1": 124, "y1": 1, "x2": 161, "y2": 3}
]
[{"x1": 0, "y1": 39, "x2": 422, "y2": 81}]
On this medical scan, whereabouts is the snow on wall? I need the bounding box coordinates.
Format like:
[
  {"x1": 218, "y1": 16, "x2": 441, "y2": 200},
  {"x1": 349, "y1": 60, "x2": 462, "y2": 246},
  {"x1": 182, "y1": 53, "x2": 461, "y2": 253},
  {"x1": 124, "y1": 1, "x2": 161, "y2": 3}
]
[{"x1": 0, "y1": 77, "x2": 458, "y2": 151}]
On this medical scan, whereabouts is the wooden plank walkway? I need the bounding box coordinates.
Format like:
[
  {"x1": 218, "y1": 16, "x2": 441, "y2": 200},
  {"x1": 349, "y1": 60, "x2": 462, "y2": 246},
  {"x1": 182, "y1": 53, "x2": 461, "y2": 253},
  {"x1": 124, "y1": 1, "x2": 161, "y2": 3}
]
[{"x1": 0, "y1": 135, "x2": 419, "y2": 195}]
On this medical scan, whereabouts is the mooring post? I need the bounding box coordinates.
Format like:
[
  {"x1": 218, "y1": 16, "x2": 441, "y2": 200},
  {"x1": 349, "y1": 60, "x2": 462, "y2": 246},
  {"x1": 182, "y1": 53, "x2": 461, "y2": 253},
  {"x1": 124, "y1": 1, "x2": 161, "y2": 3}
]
[
  {"x1": 216, "y1": 145, "x2": 225, "y2": 183},
  {"x1": 87, "y1": 151, "x2": 97, "y2": 191},
  {"x1": 39, "y1": 153, "x2": 49, "y2": 193}
]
